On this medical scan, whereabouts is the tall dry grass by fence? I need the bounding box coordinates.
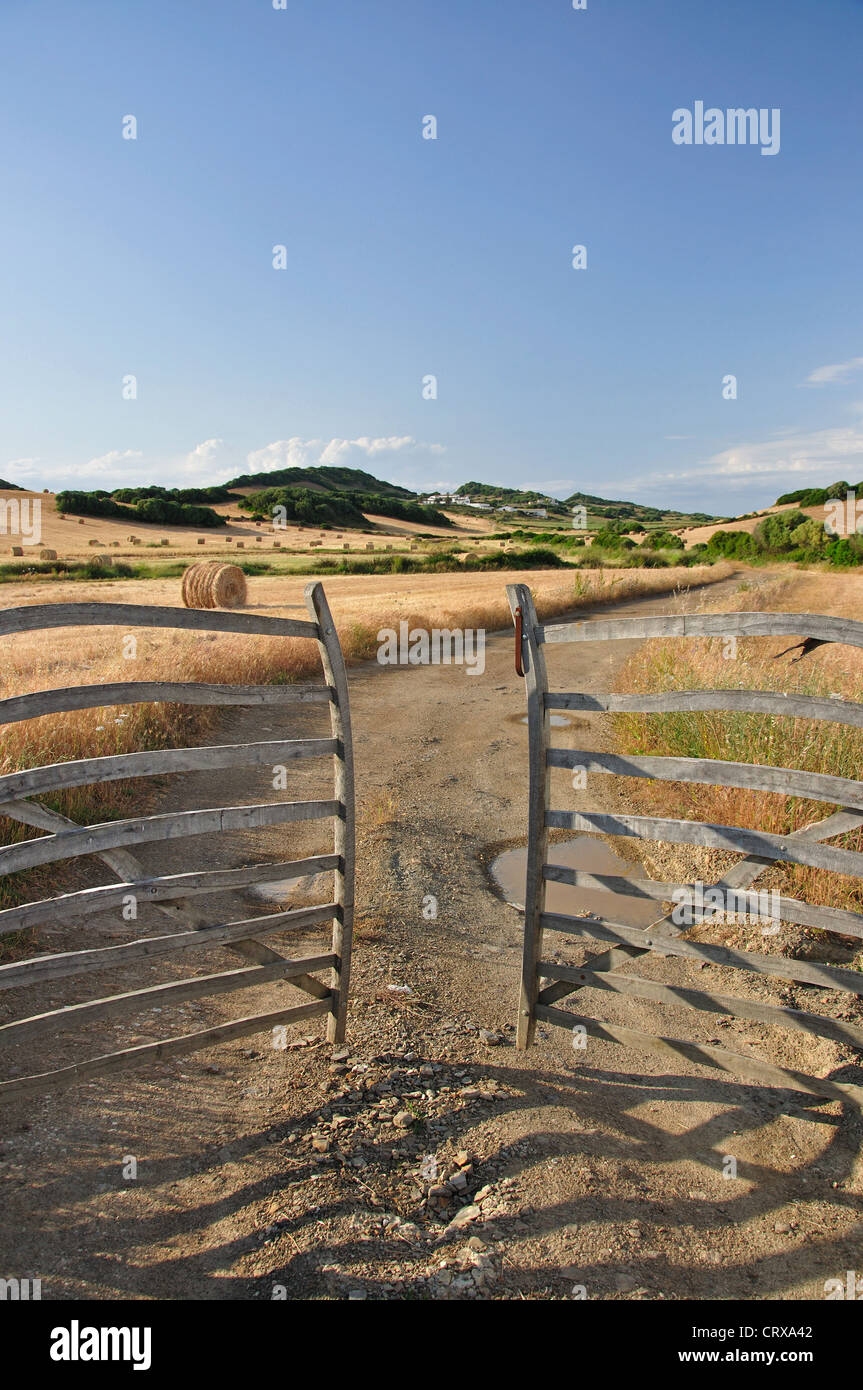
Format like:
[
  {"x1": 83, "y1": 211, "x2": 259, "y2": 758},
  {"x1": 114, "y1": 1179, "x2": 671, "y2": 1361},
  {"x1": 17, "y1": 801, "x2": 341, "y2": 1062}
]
[{"x1": 613, "y1": 574, "x2": 863, "y2": 917}]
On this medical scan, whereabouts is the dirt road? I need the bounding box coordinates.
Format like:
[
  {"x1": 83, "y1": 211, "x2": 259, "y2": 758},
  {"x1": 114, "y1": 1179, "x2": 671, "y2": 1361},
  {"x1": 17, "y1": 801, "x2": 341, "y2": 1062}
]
[{"x1": 2, "y1": 574, "x2": 861, "y2": 1301}]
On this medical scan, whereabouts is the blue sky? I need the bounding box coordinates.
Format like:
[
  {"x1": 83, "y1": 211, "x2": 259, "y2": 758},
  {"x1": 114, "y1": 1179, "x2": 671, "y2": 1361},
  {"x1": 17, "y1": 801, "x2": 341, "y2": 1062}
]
[{"x1": 1, "y1": 0, "x2": 862, "y2": 515}]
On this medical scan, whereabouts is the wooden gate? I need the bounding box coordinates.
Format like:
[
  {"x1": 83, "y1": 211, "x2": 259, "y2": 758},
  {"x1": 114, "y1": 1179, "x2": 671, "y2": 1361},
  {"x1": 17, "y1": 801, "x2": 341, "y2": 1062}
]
[
  {"x1": 0, "y1": 580, "x2": 354, "y2": 1101},
  {"x1": 507, "y1": 581, "x2": 863, "y2": 1109}
]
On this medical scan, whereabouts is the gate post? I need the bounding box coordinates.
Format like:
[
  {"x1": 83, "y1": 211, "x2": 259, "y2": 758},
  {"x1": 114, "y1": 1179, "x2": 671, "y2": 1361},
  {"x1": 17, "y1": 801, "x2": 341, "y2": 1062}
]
[
  {"x1": 305, "y1": 582, "x2": 355, "y2": 1043},
  {"x1": 506, "y1": 583, "x2": 551, "y2": 1048}
]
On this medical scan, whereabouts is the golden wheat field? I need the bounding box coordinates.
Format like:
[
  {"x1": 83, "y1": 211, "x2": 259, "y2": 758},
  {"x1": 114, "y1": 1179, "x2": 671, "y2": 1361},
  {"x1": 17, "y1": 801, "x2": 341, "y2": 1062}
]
[{"x1": 0, "y1": 488, "x2": 495, "y2": 559}]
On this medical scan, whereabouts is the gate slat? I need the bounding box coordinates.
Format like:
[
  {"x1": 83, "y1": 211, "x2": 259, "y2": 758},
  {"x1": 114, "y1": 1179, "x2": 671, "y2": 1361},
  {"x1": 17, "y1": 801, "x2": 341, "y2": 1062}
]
[
  {"x1": 546, "y1": 688, "x2": 863, "y2": 725},
  {"x1": 547, "y1": 749, "x2": 863, "y2": 812},
  {"x1": 0, "y1": 681, "x2": 331, "y2": 727},
  {"x1": 538, "y1": 611, "x2": 863, "y2": 648},
  {"x1": 541, "y1": 866, "x2": 863, "y2": 941},
  {"x1": 0, "y1": 903, "x2": 339, "y2": 991},
  {"x1": 0, "y1": 855, "x2": 341, "y2": 937},
  {"x1": 545, "y1": 810, "x2": 863, "y2": 878},
  {"x1": 0, "y1": 799, "x2": 341, "y2": 876},
  {"x1": 0, "y1": 740, "x2": 338, "y2": 806},
  {"x1": 0, "y1": 603, "x2": 318, "y2": 639}
]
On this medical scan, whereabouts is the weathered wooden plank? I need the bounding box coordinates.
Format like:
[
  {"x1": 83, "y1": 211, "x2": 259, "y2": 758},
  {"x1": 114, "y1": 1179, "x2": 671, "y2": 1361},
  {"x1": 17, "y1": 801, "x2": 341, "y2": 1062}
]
[
  {"x1": 541, "y1": 866, "x2": 863, "y2": 941},
  {"x1": 544, "y1": 810, "x2": 863, "y2": 878},
  {"x1": 539, "y1": 611, "x2": 863, "y2": 649},
  {"x1": 0, "y1": 954, "x2": 336, "y2": 1044},
  {"x1": 507, "y1": 582, "x2": 551, "y2": 1049},
  {"x1": 0, "y1": 603, "x2": 318, "y2": 639},
  {"x1": 546, "y1": 688, "x2": 863, "y2": 727},
  {"x1": 0, "y1": 799, "x2": 341, "y2": 876},
  {"x1": 548, "y1": 749, "x2": 863, "y2": 812},
  {"x1": 0, "y1": 903, "x2": 339, "y2": 992},
  {"x1": 305, "y1": 582, "x2": 355, "y2": 1044},
  {"x1": 537, "y1": 912, "x2": 863, "y2": 995},
  {"x1": 534, "y1": 1004, "x2": 863, "y2": 1105},
  {"x1": 0, "y1": 855, "x2": 340, "y2": 938},
  {"x1": 0, "y1": 681, "x2": 331, "y2": 727},
  {"x1": 2, "y1": 783, "x2": 331, "y2": 999},
  {"x1": 0, "y1": 999, "x2": 332, "y2": 1101},
  {"x1": 0, "y1": 740, "x2": 338, "y2": 807},
  {"x1": 538, "y1": 964, "x2": 863, "y2": 1052}
]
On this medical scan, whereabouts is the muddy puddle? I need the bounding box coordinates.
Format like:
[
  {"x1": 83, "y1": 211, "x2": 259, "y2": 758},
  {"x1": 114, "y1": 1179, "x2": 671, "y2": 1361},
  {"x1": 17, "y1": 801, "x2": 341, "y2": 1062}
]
[{"x1": 490, "y1": 837, "x2": 659, "y2": 927}]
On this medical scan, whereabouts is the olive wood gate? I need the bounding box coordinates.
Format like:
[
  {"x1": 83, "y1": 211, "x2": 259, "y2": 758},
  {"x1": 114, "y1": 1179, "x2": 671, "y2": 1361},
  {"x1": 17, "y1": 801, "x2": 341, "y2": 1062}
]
[
  {"x1": 507, "y1": 581, "x2": 863, "y2": 1110},
  {"x1": 0, "y1": 580, "x2": 354, "y2": 1102}
]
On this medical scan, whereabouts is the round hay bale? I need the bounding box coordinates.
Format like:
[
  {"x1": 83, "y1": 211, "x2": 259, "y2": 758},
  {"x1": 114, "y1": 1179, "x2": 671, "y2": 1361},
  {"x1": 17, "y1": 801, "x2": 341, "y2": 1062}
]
[
  {"x1": 236, "y1": 541, "x2": 244, "y2": 549},
  {"x1": 10, "y1": 546, "x2": 23, "y2": 556},
  {"x1": 181, "y1": 561, "x2": 245, "y2": 610},
  {"x1": 197, "y1": 537, "x2": 206, "y2": 545},
  {"x1": 39, "y1": 548, "x2": 57, "y2": 560},
  {"x1": 208, "y1": 564, "x2": 246, "y2": 609},
  {"x1": 93, "y1": 554, "x2": 111, "y2": 566}
]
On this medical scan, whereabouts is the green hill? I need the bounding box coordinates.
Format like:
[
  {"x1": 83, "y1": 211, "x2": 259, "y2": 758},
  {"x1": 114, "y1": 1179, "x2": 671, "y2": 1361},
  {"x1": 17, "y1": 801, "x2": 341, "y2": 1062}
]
[{"x1": 226, "y1": 464, "x2": 415, "y2": 498}]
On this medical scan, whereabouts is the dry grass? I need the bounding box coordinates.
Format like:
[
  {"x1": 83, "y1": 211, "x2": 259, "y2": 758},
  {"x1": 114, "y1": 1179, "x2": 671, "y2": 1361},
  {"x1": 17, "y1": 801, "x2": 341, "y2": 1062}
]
[{"x1": 614, "y1": 571, "x2": 863, "y2": 914}]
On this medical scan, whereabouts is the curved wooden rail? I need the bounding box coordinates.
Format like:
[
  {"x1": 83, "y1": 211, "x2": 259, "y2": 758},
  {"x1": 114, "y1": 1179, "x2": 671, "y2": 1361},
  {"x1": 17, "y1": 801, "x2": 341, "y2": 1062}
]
[
  {"x1": 0, "y1": 856, "x2": 340, "y2": 938},
  {"x1": 545, "y1": 809, "x2": 863, "y2": 877},
  {"x1": 541, "y1": 865, "x2": 863, "y2": 940},
  {"x1": 0, "y1": 739, "x2": 338, "y2": 807},
  {"x1": 0, "y1": 799, "x2": 341, "y2": 877},
  {"x1": 546, "y1": 688, "x2": 863, "y2": 726},
  {"x1": 547, "y1": 749, "x2": 863, "y2": 812},
  {"x1": 0, "y1": 602, "x2": 318, "y2": 639},
  {"x1": 0, "y1": 681, "x2": 331, "y2": 726},
  {"x1": 538, "y1": 611, "x2": 863, "y2": 648}
]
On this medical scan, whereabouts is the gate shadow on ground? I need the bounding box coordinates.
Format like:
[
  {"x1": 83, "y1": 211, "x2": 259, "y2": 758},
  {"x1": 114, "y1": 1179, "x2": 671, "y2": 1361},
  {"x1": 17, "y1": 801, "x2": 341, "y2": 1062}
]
[{"x1": 13, "y1": 1053, "x2": 863, "y2": 1301}]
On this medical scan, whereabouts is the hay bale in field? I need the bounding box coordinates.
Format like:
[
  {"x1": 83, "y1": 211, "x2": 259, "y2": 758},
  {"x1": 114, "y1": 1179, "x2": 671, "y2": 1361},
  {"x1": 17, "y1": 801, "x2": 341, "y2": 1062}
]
[
  {"x1": 77, "y1": 518, "x2": 85, "y2": 525},
  {"x1": 273, "y1": 541, "x2": 281, "y2": 548},
  {"x1": 93, "y1": 554, "x2": 111, "y2": 566},
  {"x1": 343, "y1": 543, "x2": 349, "y2": 550},
  {"x1": 88, "y1": 538, "x2": 100, "y2": 546},
  {"x1": 10, "y1": 546, "x2": 23, "y2": 556},
  {"x1": 255, "y1": 535, "x2": 262, "y2": 543},
  {"x1": 365, "y1": 542, "x2": 374, "y2": 551},
  {"x1": 181, "y1": 560, "x2": 247, "y2": 610},
  {"x1": 197, "y1": 537, "x2": 206, "y2": 544},
  {"x1": 236, "y1": 541, "x2": 244, "y2": 548},
  {"x1": 39, "y1": 548, "x2": 57, "y2": 560},
  {"x1": 160, "y1": 538, "x2": 170, "y2": 546}
]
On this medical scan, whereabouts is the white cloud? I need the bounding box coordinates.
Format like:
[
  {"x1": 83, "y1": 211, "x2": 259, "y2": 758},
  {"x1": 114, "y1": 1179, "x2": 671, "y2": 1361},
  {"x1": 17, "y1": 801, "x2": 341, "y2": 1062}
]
[
  {"x1": 804, "y1": 357, "x2": 863, "y2": 386},
  {"x1": 183, "y1": 438, "x2": 225, "y2": 473},
  {"x1": 243, "y1": 435, "x2": 445, "y2": 476},
  {"x1": 84, "y1": 449, "x2": 144, "y2": 472},
  {"x1": 625, "y1": 424, "x2": 863, "y2": 499}
]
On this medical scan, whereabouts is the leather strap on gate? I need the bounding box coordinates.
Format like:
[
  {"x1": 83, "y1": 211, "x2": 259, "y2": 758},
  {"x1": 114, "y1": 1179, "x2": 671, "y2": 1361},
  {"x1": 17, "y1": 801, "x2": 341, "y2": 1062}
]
[{"x1": 514, "y1": 606, "x2": 524, "y2": 676}]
